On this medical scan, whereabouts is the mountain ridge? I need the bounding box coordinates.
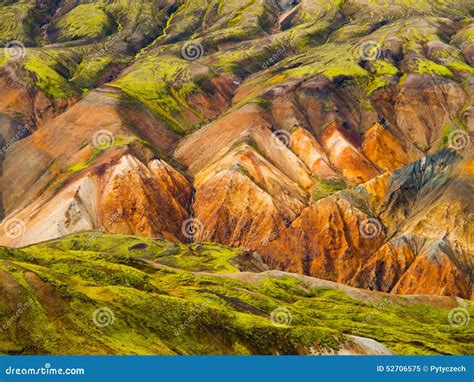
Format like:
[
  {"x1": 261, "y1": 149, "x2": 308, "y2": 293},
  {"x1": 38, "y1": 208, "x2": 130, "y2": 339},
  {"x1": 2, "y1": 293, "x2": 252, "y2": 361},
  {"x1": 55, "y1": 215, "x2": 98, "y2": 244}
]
[{"x1": 0, "y1": 0, "x2": 473, "y2": 300}]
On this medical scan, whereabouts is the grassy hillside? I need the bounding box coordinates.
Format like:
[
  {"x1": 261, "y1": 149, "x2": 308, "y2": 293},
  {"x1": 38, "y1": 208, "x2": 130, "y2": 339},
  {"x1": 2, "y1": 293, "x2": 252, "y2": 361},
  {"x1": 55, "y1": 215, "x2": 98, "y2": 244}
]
[{"x1": 0, "y1": 233, "x2": 471, "y2": 355}]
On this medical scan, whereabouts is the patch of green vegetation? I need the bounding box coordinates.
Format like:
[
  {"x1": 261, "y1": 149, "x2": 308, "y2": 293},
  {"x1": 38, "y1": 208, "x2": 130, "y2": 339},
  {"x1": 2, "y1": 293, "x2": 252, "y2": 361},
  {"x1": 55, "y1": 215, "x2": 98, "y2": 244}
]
[
  {"x1": 0, "y1": 233, "x2": 470, "y2": 355},
  {"x1": 366, "y1": 78, "x2": 393, "y2": 95},
  {"x1": 151, "y1": 243, "x2": 242, "y2": 274},
  {"x1": 48, "y1": 4, "x2": 115, "y2": 43},
  {"x1": 0, "y1": 55, "x2": 8, "y2": 66},
  {"x1": 0, "y1": 0, "x2": 172, "y2": 95},
  {"x1": 200, "y1": 0, "x2": 268, "y2": 46},
  {"x1": 403, "y1": 33, "x2": 474, "y2": 78},
  {"x1": 113, "y1": 54, "x2": 204, "y2": 134},
  {"x1": 23, "y1": 52, "x2": 79, "y2": 99},
  {"x1": 235, "y1": 39, "x2": 374, "y2": 105},
  {"x1": 437, "y1": 122, "x2": 460, "y2": 149},
  {"x1": 47, "y1": 233, "x2": 243, "y2": 274},
  {"x1": 312, "y1": 177, "x2": 346, "y2": 202},
  {"x1": 329, "y1": 23, "x2": 373, "y2": 42},
  {"x1": 323, "y1": 64, "x2": 370, "y2": 80},
  {"x1": 410, "y1": 58, "x2": 454, "y2": 78},
  {"x1": 66, "y1": 161, "x2": 89, "y2": 174},
  {"x1": 0, "y1": 2, "x2": 36, "y2": 45},
  {"x1": 247, "y1": 97, "x2": 271, "y2": 109},
  {"x1": 372, "y1": 60, "x2": 399, "y2": 76},
  {"x1": 445, "y1": 61, "x2": 474, "y2": 76},
  {"x1": 71, "y1": 53, "x2": 131, "y2": 89},
  {"x1": 365, "y1": 60, "x2": 399, "y2": 95}
]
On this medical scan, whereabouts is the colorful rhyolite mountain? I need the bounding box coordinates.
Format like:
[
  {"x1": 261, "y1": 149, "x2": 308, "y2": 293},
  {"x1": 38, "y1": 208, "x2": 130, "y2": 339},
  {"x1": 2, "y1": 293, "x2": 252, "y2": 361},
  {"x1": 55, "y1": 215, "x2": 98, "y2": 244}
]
[{"x1": 0, "y1": 0, "x2": 473, "y2": 355}]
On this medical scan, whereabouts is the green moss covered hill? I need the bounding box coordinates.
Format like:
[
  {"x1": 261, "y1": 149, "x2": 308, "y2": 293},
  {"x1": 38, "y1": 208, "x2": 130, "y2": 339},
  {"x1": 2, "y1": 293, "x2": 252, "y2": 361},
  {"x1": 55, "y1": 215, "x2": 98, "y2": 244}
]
[
  {"x1": 0, "y1": 233, "x2": 472, "y2": 355},
  {"x1": 0, "y1": 0, "x2": 472, "y2": 133}
]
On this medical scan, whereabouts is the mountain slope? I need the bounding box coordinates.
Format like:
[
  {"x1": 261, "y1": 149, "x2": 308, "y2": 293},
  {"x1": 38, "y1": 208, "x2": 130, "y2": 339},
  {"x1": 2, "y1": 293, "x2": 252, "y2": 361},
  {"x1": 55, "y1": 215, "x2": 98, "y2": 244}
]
[
  {"x1": 261, "y1": 151, "x2": 473, "y2": 298},
  {"x1": 0, "y1": 233, "x2": 472, "y2": 355},
  {"x1": 0, "y1": 0, "x2": 473, "y2": 301}
]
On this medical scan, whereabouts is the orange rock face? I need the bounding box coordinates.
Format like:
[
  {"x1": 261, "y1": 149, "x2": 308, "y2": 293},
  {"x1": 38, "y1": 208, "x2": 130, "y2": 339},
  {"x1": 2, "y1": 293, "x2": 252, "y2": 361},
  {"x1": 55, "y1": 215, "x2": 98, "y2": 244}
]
[
  {"x1": 391, "y1": 248, "x2": 471, "y2": 299},
  {"x1": 1, "y1": 88, "x2": 180, "y2": 218},
  {"x1": 361, "y1": 123, "x2": 412, "y2": 172},
  {"x1": 0, "y1": 154, "x2": 192, "y2": 247},
  {"x1": 100, "y1": 155, "x2": 192, "y2": 242},
  {"x1": 194, "y1": 168, "x2": 289, "y2": 248},
  {"x1": 193, "y1": 144, "x2": 307, "y2": 248},
  {"x1": 321, "y1": 122, "x2": 380, "y2": 183},
  {"x1": 259, "y1": 196, "x2": 386, "y2": 285},
  {"x1": 354, "y1": 237, "x2": 417, "y2": 292},
  {"x1": 257, "y1": 152, "x2": 473, "y2": 300},
  {"x1": 290, "y1": 127, "x2": 338, "y2": 179}
]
